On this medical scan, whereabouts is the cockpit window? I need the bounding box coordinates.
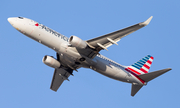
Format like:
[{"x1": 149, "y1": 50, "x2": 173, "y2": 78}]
[{"x1": 18, "y1": 17, "x2": 23, "y2": 19}]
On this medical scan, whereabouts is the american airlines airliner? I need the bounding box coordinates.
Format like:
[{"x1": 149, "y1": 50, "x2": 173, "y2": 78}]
[{"x1": 8, "y1": 16, "x2": 171, "y2": 96}]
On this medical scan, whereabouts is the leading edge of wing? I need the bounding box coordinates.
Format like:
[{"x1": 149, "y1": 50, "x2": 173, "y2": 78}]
[{"x1": 86, "y1": 16, "x2": 153, "y2": 51}]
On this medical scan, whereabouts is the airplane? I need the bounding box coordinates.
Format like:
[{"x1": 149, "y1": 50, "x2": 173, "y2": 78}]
[{"x1": 7, "y1": 16, "x2": 171, "y2": 96}]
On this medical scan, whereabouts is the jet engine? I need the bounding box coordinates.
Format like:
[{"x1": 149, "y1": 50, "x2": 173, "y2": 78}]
[
  {"x1": 69, "y1": 36, "x2": 87, "y2": 49},
  {"x1": 42, "y1": 55, "x2": 60, "y2": 68}
]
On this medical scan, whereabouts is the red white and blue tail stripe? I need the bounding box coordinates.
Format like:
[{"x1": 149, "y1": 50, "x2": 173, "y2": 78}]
[{"x1": 126, "y1": 55, "x2": 154, "y2": 75}]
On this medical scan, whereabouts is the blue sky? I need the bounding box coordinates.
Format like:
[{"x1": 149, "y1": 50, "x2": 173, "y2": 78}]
[{"x1": 0, "y1": 0, "x2": 179, "y2": 108}]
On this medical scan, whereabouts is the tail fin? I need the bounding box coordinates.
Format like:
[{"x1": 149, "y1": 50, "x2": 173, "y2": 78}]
[
  {"x1": 127, "y1": 55, "x2": 154, "y2": 75},
  {"x1": 131, "y1": 68, "x2": 172, "y2": 96}
]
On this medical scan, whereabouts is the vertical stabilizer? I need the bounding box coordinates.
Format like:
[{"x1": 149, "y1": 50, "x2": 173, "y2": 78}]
[{"x1": 127, "y1": 55, "x2": 154, "y2": 75}]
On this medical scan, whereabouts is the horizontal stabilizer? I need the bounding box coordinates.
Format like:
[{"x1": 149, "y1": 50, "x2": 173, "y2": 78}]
[
  {"x1": 138, "y1": 68, "x2": 172, "y2": 82},
  {"x1": 131, "y1": 84, "x2": 143, "y2": 96}
]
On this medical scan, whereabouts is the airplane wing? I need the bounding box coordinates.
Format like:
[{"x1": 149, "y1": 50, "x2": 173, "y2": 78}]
[
  {"x1": 50, "y1": 68, "x2": 73, "y2": 91},
  {"x1": 86, "y1": 16, "x2": 153, "y2": 51}
]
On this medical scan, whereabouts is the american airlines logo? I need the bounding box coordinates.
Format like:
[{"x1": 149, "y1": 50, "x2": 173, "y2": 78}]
[{"x1": 35, "y1": 23, "x2": 68, "y2": 42}]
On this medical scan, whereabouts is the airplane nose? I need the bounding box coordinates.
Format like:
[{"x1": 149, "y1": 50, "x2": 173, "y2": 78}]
[{"x1": 7, "y1": 17, "x2": 14, "y2": 25}]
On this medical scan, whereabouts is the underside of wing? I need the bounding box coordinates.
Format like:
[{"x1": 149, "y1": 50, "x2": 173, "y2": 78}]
[
  {"x1": 86, "y1": 16, "x2": 153, "y2": 52},
  {"x1": 50, "y1": 68, "x2": 73, "y2": 91}
]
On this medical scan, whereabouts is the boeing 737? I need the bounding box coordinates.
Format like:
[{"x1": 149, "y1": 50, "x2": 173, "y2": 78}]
[{"x1": 8, "y1": 16, "x2": 171, "y2": 96}]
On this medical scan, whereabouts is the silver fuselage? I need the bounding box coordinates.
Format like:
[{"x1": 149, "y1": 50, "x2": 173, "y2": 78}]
[{"x1": 8, "y1": 17, "x2": 143, "y2": 85}]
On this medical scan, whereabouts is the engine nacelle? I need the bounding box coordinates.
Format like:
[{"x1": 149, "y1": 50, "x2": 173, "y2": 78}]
[
  {"x1": 69, "y1": 35, "x2": 87, "y2": 49},
  {"x1": 42, "y1": 55, "x2": 60, "y2": 68}
]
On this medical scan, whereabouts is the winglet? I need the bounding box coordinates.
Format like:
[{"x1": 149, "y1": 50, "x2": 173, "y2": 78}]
[{"x1": 140, "y1": 16, "x2": 153, "y2": 26}]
